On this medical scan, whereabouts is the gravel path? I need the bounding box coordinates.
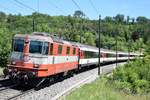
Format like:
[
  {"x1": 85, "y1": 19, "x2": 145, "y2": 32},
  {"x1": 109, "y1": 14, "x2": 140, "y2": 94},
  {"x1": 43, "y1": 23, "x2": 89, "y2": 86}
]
[
  {"x1": 0, "y1": 88, "x2": 22, "y2": 100},
  {"x1": 12, "y1": 62, "x2": 126, "y2": 100}
]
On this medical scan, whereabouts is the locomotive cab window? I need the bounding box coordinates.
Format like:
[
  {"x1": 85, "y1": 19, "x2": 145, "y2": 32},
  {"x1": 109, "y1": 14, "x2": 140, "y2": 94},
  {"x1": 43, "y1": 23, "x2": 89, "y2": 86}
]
[
  {"x1": 58, "y1": 45, "x2": 62, "y2": 54},
  {"x1": 13, "y1": 39, "x2": 24, "y2": 52},
  {"x1": 66, "y1": 47, "x2": 70, "y2": 54},
  {"x1": 29, "y1": 41, "x2": 43, "y2": 54}
]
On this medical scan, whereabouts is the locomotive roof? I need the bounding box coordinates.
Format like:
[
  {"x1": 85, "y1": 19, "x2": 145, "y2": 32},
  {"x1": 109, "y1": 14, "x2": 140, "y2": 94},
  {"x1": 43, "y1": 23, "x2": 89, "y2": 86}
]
[
  {"x1": 14, "y1": 32, "x2": 53, "y2": 43},
  {"x1": 51, "y1": 37, "x2": 72, "y2": 46}
]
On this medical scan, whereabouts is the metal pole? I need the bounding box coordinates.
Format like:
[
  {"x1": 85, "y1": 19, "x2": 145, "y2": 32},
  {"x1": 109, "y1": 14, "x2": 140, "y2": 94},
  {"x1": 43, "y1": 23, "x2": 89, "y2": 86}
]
[
  {"x1": 127, "y1": 16, "x2": 130, "y2": 61},
  {"x1": 78, "y1": 17, "x2": 83, "y2": 71},
  {"x1": 32, "y1": 18, "x2": 35, "y2": 32},
  {"x1": 116, "y1": 32, "x2": 118, "y2": 67},
  {"x1": 128, "y1": 39, "x2": 130, "y2": 61},
  {"x1": 80, "y1": 29, "x2": 82, "y2": 43},
  {"x1": 115, "y1": 22, "x2": 120, "y2": 67},
  {"x1": 80, "y1": 17, "x2": 84, "y2": 43},
  {"x1": 98, "y1": 15, "x2": 101, "y2": 75}
]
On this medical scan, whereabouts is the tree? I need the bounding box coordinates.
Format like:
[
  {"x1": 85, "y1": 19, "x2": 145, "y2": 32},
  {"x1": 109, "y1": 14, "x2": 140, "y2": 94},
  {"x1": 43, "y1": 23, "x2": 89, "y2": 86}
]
[
  {"x1": 0, "y1": 12, "x2": 6, "y2": 22},
  {"x1": 73, "y1": 10, "x2": 85, "y2": 18},
  {"x1": 136, "y1": 16, "x2": 149, "y2": 23},
  {"x1": 84, "y1": 32, "x2": 96, "y2": 46},
  {"x1": 104, "y1": 16, "x2": 113, "y2": 22},
  {"x1": 132, "y1": 31, "x2": 140, "y2": 42},
  {"x1": 0, "y1": 27, "x2": 12, "y2": 67},
  {"x1": 114, "y1": 14, "x2": 125, "y2": 23}
]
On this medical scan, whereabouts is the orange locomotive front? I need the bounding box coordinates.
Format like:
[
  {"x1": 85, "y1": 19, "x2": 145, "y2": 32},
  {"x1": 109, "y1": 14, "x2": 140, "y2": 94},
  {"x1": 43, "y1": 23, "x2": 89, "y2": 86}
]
[{"x1": 4, "y1": 32, "x2": 79, "y2": 84}]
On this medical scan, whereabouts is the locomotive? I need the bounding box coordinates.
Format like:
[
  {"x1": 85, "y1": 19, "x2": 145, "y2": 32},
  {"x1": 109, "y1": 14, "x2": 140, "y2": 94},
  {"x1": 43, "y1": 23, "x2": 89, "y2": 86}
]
[{"x1": 3, "y1": 32, "x2": 141, "y2": 86}]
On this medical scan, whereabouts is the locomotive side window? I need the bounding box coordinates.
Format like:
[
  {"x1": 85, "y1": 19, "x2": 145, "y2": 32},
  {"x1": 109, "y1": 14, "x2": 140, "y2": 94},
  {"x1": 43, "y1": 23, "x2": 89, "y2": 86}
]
[
  {"x1": 14, "y1": 39, "x2": 24, "y2": 52},
  {"x1": 66, "y1": 47, "x2": 70, "y2": 54},
  {"x1": 43, "y1": 42, "x2": 48, "y2": 55},
  {"x1": 58, "y1": 45, "x2": 62, "y2": 54},
  {"x1": 29, "y1": 41, "x2": 43, "y2": 54},
  {"x1": 73, "y1": 48, "x2": 76, "y2": 55},
  {"x1": 50, "y1": 44, "x2": 53, "y2": 55}
]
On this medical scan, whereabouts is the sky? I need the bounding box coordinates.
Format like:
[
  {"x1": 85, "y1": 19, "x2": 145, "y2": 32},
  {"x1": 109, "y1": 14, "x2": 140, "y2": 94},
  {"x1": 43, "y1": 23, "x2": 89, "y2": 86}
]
[{"x1": 0, "y1": 0, "x2": 149, "y2": 19}]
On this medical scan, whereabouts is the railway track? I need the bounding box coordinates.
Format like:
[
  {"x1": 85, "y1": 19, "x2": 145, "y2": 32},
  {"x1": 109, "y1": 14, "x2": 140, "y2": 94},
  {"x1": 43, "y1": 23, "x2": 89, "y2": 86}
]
[
  {"x1": 0, "y1": 79, "x2": 9, "y2": 85},
  {"x1": 0, "y1": 83, "x2": 34, "y2": 100},
  {"x1": 7, "y1": 88, "x2": 35, "y2": 100},
  {"x1": 1, "y1": 88, "x2": 20, "y2": 100},
  {"x1": 0, "y1": 76, "x2": 6, "y2": 81},
  {"x1": 0, "y1": 77, "x2": 35, "y2": 100},
  {"x1": 0, "y1": 78, "x2": 15, "y2": 90},
  {"x1": 0, "y1": 84, "x2": 17, "y2": 92},
  {"x1": 0, "y1": 62, "x2": 126, "y2": 100},
  {"x1": 11, "y1": 62, "x2": 126, "y2": 100}
]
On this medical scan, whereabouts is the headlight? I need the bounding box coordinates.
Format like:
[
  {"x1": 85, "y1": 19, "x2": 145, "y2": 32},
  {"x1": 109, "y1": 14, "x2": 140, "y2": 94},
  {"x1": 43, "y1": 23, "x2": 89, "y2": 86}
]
[
  {"x1": 12, "y1": 61, "x2": 16, "y2": 65},
  {"x1": 34, "y1": 64, "x2": 40, "y2": 68}
]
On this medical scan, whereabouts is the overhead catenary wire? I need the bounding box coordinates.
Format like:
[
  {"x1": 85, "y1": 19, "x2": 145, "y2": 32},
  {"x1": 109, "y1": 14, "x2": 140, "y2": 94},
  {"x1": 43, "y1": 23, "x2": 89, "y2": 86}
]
[
  {"x1": 48, "y1": 0, "x2": 67, "y2": 14},
  {"x1": 87, "y1": 0, "x2": 101, "y2": 75},
  {"x1": 9, "y1": 0, "x2": 27, "y2": 14},
  {"x1": 72, "y1": 0, "x2": 90, "y2": 18},
  {"x1": 70, "y1": 0, "x2": 99, "y2": 49},
  {"x1": 71, "y1": 0, "x2": 81, "y2": 10},
  {"x1": 13, "y1": 0, "x2": 37, "y2": 12},
  {"x1": 0, "y1": 4, "x2": 18, "y2": 14},
  {"x1": 71, "y1": 0, "x2": 99, "y2": 33},
  {"x1": 13, "y1": 0, "x2": 41, "y2": 32},
  {"x1": 10, "y1": 0, "x2": 24, "y2": 9},
  {"x1": 88, "y1": 0, "x2": 99, "y2": 14}
]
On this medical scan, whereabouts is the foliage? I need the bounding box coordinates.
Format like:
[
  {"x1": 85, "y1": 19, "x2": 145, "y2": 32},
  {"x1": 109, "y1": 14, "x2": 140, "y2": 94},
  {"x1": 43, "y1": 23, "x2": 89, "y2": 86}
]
[
  {"x1": 111, "y1": 56, "x2": 150, "y2": 94},
  {"x1": 145, "y1": 40, "x2": 150, "y2": 54},
  {"x1": 0, "y1": 27, "x2": 13, "y2": 67},
  {"x1": 66, "y1": 78, "x2": 150, "y2": 100}
]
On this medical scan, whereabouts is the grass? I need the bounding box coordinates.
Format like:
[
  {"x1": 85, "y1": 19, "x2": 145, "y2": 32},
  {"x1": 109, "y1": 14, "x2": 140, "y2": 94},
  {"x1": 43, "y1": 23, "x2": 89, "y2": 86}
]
[
  {"x1": 0, "y1": 67, "x2": 3, "y2": 76},
  {"x1": 65, "y1": 78, "x2": 150, "y2": 100}
]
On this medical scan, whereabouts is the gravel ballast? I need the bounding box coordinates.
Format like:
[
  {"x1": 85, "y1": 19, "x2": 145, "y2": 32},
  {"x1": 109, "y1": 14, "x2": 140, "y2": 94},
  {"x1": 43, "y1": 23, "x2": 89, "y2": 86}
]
[{"x1": 12, "y1": 63, "x2": 126, "y2": 100}]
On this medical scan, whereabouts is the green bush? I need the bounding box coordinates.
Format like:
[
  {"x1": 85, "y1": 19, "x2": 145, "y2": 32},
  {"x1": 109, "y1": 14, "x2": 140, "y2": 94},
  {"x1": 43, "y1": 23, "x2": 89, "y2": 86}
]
[
  {"x1": 0, "y1": 28, "x2": 12, "y2": 68},
  {"x1": 114, "y1": 81, "x2": 132, "y2": 94},
  {"x1": 133, "y1": 80, "x2": 149, "y2": 94},
  {"x1": 110, "y1": 56, "x2": 150, "y2": 94}
]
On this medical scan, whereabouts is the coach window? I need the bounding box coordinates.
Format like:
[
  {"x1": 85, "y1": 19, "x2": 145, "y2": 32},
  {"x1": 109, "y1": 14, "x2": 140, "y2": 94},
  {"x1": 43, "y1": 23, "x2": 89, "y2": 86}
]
[
  {"x1": 73, "y1": 48, "x2": 76, "y2": 55},
  {"x1": 66, "y1": 47, "x2": 70, "y2": 54},
  {"x1": 50, "y1": 44, "x2": 53, "y2": 55},
  {"x1": 58, "y1": 45, "x2": 62, "y2": 54}
]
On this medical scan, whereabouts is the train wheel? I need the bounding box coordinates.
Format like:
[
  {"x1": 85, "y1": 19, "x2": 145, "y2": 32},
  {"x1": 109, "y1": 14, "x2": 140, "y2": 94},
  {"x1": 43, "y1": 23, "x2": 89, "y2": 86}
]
[
  {"x1": 9, "y1": 76, "x2": 20, "y2": 85},
  {"x1": 67, "y1": 70, "x2": 74, "y2": 78}
]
